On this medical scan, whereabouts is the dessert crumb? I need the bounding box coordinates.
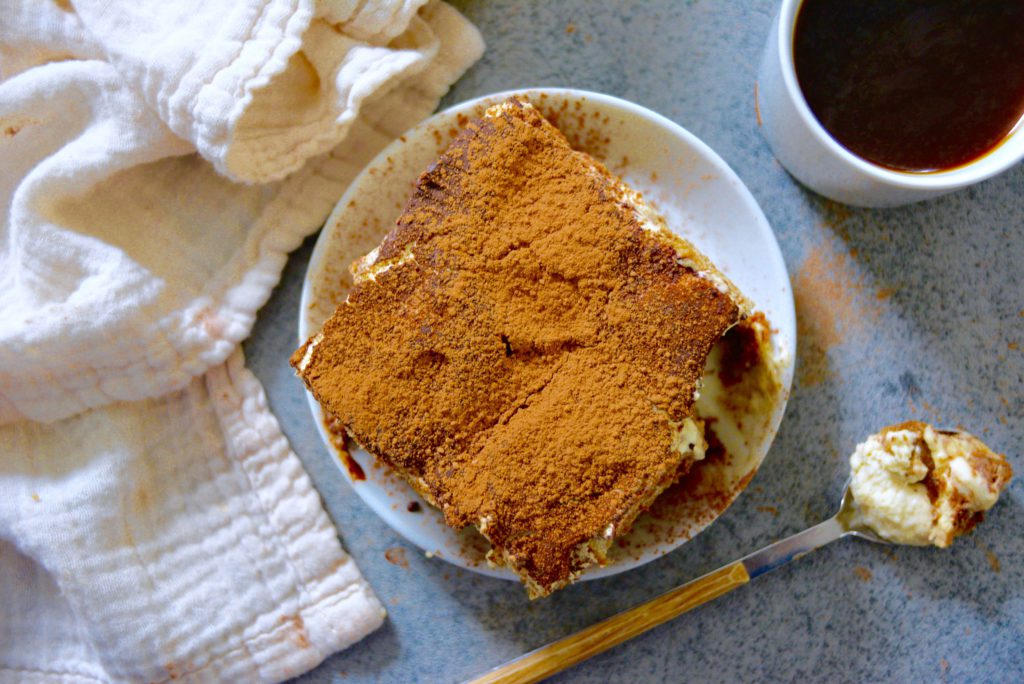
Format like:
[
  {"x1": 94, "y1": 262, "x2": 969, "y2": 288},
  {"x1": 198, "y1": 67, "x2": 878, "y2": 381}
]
[
  {"x1": 565, "y1": 22, "x2": 576, "y2": 34},
  {"x1": 407, "y1": 501, "x2": 421, "y2": 513},
  {"x1": 853, "y1": 566, "x2": 872, "y2": 582},
  {"x1": 384, "y1": 547, "x2": 409, "y2": 568},
  {"x1": 985, "y1": 549, "x2": 1001, "y2": 573},
  {"x1": 754, "y1": 82, "x2": 763, "y2": 127},
  {"x1": 756, "y1": 505, "x2": 779, "y2": 516}
]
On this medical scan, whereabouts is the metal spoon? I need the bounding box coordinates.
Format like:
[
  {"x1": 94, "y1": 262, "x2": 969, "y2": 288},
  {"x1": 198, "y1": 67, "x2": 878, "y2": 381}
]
[{"x1": 468, "y1": 477, "x2": 888, "y2": 684}]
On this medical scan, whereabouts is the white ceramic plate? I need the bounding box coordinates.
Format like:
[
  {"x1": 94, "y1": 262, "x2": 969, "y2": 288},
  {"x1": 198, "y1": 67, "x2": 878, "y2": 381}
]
[{"x1": 299, "y1": 88, "x2": 796, "y2": 582}]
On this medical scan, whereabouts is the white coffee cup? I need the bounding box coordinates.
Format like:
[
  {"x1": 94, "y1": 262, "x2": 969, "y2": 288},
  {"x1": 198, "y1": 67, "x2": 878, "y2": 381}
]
[{"x1": 757, "y1": 0, "x2": 1024, "y2": 208}]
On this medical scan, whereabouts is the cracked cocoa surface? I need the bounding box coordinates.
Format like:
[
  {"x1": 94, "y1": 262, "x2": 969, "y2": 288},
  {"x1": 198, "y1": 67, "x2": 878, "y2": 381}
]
[{"x1": 292, "y1": 98, "x2": 745, "y2": 596}]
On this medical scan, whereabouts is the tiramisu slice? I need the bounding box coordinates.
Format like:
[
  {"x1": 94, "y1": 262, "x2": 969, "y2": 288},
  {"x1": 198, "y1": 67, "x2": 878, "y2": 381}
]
[{"x1": 292, "y1": 97, "x2": 752, "y2": 597}]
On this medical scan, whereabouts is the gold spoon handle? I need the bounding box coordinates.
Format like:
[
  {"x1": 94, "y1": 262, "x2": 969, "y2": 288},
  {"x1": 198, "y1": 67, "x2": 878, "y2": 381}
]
[
  {"x1": 467, "y1": 562, "x2": 750, "y2": 684},
  {"x1": 468, "y1": 515, "x2": 852, "y2": 684}
]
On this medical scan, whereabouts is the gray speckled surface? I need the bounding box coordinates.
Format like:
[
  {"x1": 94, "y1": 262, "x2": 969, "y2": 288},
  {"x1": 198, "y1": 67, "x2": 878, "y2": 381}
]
[{"x1": 245, "y1": 2, "x2": 1024, "y2": 682}]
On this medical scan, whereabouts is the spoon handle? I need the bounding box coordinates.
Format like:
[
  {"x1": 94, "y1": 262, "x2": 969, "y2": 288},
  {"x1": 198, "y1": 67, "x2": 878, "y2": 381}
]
[
  {"x1": 740, "y1": 515, "x2": 845, "y2": 579},
  {"x1": 466, "y1": 562, "x2": 750, "y2": 684},
  {"x1": 466, "y1": 516, "x2": 846, "y2": 684}
]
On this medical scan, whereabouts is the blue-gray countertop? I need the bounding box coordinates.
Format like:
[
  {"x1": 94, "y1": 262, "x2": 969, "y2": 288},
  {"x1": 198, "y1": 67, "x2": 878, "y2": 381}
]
[{"x1": 246, "y1": 2, "x2": 1024, "y2": 681}]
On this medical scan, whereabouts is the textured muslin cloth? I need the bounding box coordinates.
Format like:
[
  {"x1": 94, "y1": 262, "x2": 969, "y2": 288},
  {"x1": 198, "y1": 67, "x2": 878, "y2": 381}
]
[{"x1": 0, "y1": 1, "x2": 483, "y2": 681}]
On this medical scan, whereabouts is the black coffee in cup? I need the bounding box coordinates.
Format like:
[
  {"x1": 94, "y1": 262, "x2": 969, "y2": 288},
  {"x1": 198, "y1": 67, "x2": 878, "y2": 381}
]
[{"x1": 793, "y1": 0, "x2": 1024, "y2": 173}]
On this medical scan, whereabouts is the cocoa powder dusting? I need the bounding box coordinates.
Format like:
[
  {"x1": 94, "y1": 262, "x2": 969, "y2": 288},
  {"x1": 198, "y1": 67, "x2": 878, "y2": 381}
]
[
  {"x1": 793, "y1": 242, "x2": 873, "y2": 387},
  {"x1": 292, "y1": 99, "x2": 742, "y2": 594}
]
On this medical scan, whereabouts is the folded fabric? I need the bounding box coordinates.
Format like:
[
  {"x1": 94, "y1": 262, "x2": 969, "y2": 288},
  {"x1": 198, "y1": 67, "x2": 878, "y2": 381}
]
[
  {"x1": 1, "y1": 351, "x2": 385, "y2": 683},
  {"x1": 0, "y1": 0, "x2": 482, "y2": 424},
  {"x1": 0, "y1": 0, "x2": 483, "y2": 682}
]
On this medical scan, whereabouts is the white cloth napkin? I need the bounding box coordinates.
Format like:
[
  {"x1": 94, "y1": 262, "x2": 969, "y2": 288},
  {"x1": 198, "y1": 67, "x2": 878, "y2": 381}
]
[{"x1": 0, "y1": 1, "x2": 483, "y2": 682}]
